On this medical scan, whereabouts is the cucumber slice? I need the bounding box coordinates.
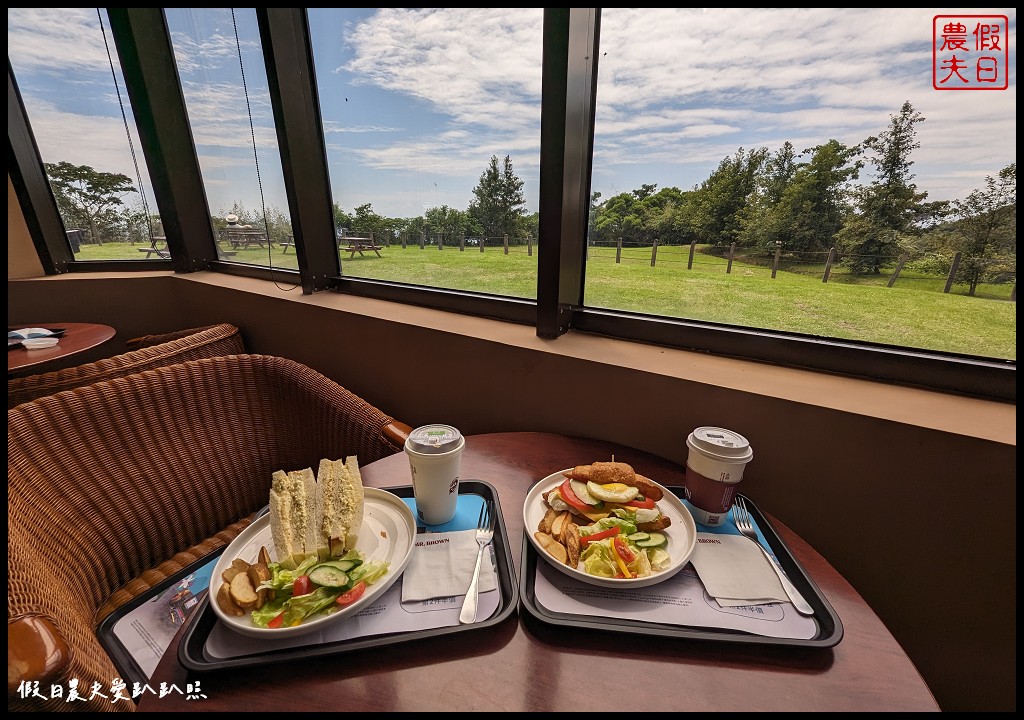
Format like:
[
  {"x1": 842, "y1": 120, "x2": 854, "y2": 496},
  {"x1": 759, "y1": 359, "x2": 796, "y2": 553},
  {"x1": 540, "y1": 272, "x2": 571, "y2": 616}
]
[
  {"x1": 627, "y1": 532, "x2": 650, "y2": 542},
  {"x1": 635, "y1": 532, "x2": 667, "y2": 548},
  {"x1": 569, "y1": 479, "x2": 602, "y2": 505},
  {"x1": 308, "y1": 564, "x2": 350, "y2": 588},
  {"x1": 318, "y1": 558, "x2": 359, "y2": 572}
]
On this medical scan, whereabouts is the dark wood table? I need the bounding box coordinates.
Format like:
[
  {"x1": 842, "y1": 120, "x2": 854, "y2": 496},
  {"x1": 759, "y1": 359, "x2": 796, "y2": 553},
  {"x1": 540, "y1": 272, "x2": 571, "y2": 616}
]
[
  {"x1": 7, "y1": 322, "x2": 116, "y2": 375},
  {"x1": 139, "y1": 432, "x2": 939, "y2": 712}
]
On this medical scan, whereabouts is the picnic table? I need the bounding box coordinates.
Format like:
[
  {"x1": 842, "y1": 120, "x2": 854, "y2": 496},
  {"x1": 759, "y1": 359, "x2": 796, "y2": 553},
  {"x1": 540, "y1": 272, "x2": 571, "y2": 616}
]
[
  {"x1": 220, "y1": 228, "x2": 275, "y2": 250},
  {"x1": 139, "y1": 237, "x2": 170, "y2": 259},
  {"x1": 340, "y1": 235, "x2": 382, "y2": 258}
]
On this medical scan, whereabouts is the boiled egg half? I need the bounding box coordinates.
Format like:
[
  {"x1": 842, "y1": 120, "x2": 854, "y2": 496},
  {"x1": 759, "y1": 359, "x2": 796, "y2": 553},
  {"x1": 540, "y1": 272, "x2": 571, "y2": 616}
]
[{"x1": 586, "y1": 480, "x2": 639, "y2": 503}]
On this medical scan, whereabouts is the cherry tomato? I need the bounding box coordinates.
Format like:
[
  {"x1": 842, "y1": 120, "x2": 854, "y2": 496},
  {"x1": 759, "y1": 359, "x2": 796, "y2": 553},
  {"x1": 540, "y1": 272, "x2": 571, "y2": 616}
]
[
  {"x1": 293, "y1": 574, "x2": 312, "y2": 596},
  {"x1": 613, "y1": 535, "x2": 636, "y2": 564},
  {"x1": 336, "y1": 581, "x2": 367, "y2": 606},
  {"x1": 268, "y1": 612, "x2": 285, "y2": 629}
]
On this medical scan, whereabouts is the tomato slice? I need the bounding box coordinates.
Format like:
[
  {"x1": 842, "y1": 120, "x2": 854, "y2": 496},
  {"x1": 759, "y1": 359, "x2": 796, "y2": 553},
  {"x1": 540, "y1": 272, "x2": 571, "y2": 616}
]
[
  {"x1": 559, "y1": 478, "x2": 593, "y2": 515},
  {"x1": 268, "y1": 612, "x2": 285, "y2": 629},
  {"x1": 336, "y1": 581, "x2": 367, "y2": 606},
  {"x1": 624, "y1": 496, "x2": 656, "y2": 509},
  {"x1": 613, "y1": 535, "x2": 636, "y2": 564},
  {"x1": 293, "y1": 574, "x2": 312, "y2": 596}
]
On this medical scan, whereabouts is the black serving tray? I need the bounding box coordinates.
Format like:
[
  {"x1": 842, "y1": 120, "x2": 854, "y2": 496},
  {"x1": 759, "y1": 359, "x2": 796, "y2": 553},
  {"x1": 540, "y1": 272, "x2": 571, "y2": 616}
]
[
  {"x1": 520, "y1": 491, "x2": 843, "y2": 648},
  {"x1": 178, "y1": 481, "x2": 518, "y2": 673}
]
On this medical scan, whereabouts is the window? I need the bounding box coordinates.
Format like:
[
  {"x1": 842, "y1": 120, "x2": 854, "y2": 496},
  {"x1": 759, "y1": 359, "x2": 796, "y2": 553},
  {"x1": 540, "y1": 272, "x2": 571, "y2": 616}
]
[
  {"x1": 586, "y1": 8, "x2": 1015, "y2": 363},
  {"x1": 8, "y1": 8, "x2": 167, "y2": 261},
  {"x1": 7, "y1": 8, "x2": 1015, "y2": 401},
  {"x1": 308, "y1": 8, "x2": 544, "y2": 297},
  {"x1": 164, "y1": 7, "x2": 295, "y2": 268}
]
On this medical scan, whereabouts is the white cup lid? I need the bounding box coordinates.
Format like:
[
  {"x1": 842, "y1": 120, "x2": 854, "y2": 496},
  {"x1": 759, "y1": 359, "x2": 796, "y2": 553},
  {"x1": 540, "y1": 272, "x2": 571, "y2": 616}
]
[
  {"x1": 406, "y1": 424, "x2": 463, "y2": 454},
  {"x1": 687, "y1": 426, "x2": 753, "y2": 463}
]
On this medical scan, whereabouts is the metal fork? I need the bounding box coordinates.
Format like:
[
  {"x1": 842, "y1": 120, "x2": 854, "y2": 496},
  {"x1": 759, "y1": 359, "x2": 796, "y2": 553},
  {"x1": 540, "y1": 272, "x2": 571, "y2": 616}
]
[
  {"x1": 459, "y1": 499, "x2": 496, "y2": 624},
  {"x1": 733, "y1": 496, "x2": 815, "y2": 616}
]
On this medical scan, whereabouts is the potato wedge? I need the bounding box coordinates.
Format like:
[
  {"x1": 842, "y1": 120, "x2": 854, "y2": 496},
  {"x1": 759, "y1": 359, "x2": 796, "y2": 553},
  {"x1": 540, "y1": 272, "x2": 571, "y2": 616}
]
[
  {"x1": 538, "y1": 507, "x2": 558, "y2": 535},
  {"x1": 550, "y1": 511, "x2": 570, "y2": 539},
  {"x1": 215, "y1": 581, "x2": 245, "y2": 617},
  {"x1": 534, "y1": 531, "x2": 568, "y2": 565},
  {"x1": 229, "y1": 569, "x2": 259, "y2": 610},
  {"x1": 563, "y1": 522, "x2": 581, "y2": 568},
  {"x1": 246, "y1": 562, "x2": 273, "y2": 609},
  {"x1": 258, "y1": 546, "x2": 272, "y2": 566}
]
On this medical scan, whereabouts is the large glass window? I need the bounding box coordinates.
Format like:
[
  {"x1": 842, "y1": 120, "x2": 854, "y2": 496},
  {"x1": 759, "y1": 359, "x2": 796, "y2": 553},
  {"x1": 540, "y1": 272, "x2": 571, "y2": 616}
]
[
  {"x1": 164, "y1": 7, "x2": 295, "y2": 268},
  {"x1": 308, "y1": 8, "x2": 544, "y2": 297},
  {"x1": 587, "y1": 8, "x2": 1015, "y2": 362},
  {"x1": 8, "y1": 8, "x2": 167, "y2": 260}
]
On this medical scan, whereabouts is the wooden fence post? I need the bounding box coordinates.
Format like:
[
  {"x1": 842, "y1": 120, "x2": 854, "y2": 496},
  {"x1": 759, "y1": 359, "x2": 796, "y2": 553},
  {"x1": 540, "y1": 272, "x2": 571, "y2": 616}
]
[
  {"x1": 650, "y1": 238, "x2": 658, "y2": 267},
  {"x1": 438, "y1": 234, "x2": 443, "y2": 250},
  {"x1": 503, "y1": 234, "x2": 509, "y2": 255},
  {"x1": 822, "y1": 247, "x2": 836, "y2": 283},
  {"x1": 419, "y1": 234, "x2": 425, "y2": 250},
  {"x1": 943, "y1": 252, "x2": 962, "y2": 293},
  {"x1": 771, "y1": 241, "x2": 782, "y2": 279},
  {"x1": 887, "y1": 253, "x2": 908, "y2": 287},
  {"x1": 1010, "y1": 284, "x2": 1016, "y2": 302},
  {"x1": 527, "y1": 235, "x2": 533, "y2": 256},
  {"x1": 726, "y1": 242, "x2": 735, "y2": 274},
  {"x1": 688, "y1": 241, "x2": 696, "y2": 269},
  {"x1": 616, "y1": 237, "x2": 622, "y2": 264},
  {"x1": 401, "y1": 233, "x2": 407, "y2": 249},
  {"x1": 459, "y1": 234, "x2": 465, "y2": 251}
]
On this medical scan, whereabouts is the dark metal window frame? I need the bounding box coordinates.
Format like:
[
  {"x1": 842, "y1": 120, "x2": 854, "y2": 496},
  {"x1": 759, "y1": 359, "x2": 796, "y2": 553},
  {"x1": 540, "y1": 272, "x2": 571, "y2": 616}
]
[{"x1": 6, "y1": 8, "x2": 1014, "y2": 402}]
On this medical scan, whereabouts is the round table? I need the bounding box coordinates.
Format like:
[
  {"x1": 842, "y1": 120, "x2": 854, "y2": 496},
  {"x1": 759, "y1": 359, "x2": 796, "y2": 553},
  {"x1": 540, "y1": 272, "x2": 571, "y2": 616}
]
[
  {"x1": 139, "y1": 432, "x2": 939, "y2": 712},
  {"x1": 8, "y1": 322, "x2": 116, "y2": 375}
]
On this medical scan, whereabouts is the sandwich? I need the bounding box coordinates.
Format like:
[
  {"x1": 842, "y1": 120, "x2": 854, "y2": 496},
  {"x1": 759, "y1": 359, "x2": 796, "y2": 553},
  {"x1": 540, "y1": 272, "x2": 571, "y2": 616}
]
[
  {"x1": 269, "y1": 456, "x2": 365, "y2": 568},
  {"x1": 317, "y1": 456, "x2": 365, "y2": 557},
  {"x1": 269, "y1": 467, "x2": 321, "y2": 568}
]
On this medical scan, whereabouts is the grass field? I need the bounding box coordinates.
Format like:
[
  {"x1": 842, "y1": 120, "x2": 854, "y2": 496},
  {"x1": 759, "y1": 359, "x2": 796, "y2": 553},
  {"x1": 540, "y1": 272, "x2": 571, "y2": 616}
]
[{"x1": 74, "y1": 241, "x2": 1016, "y2": 360}]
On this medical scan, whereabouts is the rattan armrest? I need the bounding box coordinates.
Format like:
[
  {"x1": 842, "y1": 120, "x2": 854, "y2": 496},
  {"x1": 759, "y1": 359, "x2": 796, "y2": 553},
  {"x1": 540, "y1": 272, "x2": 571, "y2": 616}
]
[
  {"x1": 384, "y1": 420, "x2": 413, "y2": 451},
  {"x1": 7, "y1": 614, "x2": 70, "y2": 697}
]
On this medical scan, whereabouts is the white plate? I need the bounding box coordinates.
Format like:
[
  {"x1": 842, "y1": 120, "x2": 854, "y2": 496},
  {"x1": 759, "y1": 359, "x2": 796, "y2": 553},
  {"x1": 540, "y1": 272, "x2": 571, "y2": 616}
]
[
  {"x1": 523, "y1": 469, "x2": 697, "y2": 589},
  {"x1": 209, "y1": 487, "x2": 416, "y2": 638}
]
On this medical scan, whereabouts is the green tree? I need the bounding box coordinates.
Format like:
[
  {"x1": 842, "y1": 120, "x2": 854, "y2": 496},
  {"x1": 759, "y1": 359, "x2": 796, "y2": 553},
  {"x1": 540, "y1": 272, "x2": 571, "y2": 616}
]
[
  {"x1": 687, "y1": 147, "x2": 768, "y2": 246},
  {"x1": 424, "y1": 205, "x2": 472, "y2": 245},
  {"x1": 949, "y1": 163, "x2": 1016, "y2": 296},
  {"x1": 842, "y1": 101, "x2": 929, "y2": 273},
  {"x1": 737, "y1": 142, "x2": 798, "y2": 249},
  {"x1": 45, "y1": 161, "x2": 137, "y2": 244},
  {"x1": 468, "y1": 155, "x2": 527, "y2": 242}
]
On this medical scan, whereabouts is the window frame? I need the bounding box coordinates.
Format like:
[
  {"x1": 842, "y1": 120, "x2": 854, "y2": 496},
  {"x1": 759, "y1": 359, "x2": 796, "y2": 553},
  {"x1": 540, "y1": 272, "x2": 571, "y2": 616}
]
[{"x1": 6, "y1": 8, "x2": 1014, "y2": 403}]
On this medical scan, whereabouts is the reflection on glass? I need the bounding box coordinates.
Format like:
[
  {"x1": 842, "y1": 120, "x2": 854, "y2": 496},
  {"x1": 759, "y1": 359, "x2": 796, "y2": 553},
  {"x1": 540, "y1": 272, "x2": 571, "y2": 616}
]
[
  {"x1": 164, "y1": 7, "x2": 295, "y2": 267},
  {"x1": 308, "y1": 8, "x2": 544, "y2": 297},
  {"x1": 588, "y1": 8, "x2": 1015, "y2": 361},
  {"x1": 8, "y1": 7, "x2": 166, "y2": 260}
]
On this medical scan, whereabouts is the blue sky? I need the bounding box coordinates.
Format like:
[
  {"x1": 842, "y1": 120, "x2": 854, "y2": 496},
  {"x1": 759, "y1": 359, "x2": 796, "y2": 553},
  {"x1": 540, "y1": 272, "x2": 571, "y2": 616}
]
[{"x1": 8, "y1": 8, "x2": 1017, "y2": 223}]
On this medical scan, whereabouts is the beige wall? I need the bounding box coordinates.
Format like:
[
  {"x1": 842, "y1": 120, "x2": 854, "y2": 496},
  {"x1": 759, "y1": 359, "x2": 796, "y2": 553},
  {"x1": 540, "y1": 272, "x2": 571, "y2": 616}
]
[
  {"x1": 7, "y1": 190, "x2": 1016, "y2": 712},
  {"x1": 7, "y1": 176, "x2": 44, "y2": 279}
]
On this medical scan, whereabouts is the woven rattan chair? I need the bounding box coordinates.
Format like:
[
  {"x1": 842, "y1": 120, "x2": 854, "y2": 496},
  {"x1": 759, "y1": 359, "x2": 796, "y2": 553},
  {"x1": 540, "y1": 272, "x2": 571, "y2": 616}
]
[
  {"x1": 7, "y1": 354, "x2": 412, "y2": 712},
  {"x1": 7, "y1": 323, "x2": 245, "y2": 409}
]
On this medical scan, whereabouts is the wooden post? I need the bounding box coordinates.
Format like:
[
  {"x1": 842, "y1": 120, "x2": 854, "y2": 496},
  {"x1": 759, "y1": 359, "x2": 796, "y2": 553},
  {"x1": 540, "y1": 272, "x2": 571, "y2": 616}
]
[
  {"x1": 503, "y1": 234, "x2": 509, "y2": 255},
  {"x1": 650, "y1": 238, "x2": 658, "y2": 267},
  {"x1": 943, "y1": 252, "x2": 962, "y2": 293},
  {"x1": 401, "y1": 233, "x2": 407, "y2": 249},
  {"x1": 616, "y1": 237, "x2": 622, "y2": 264},
  {"x1": 419, "y1": 233, "x2": 425, "y2": 250},
  {"x1": 688, "y1": 241, "x2": 696, "y2": 269},
  {"x1": 459, "y1": 234, "x2": 465, "y2": 251},
  {"x1": 438, "y1": 234, "x2": 443, "y2": 250},
  {"x1": 480, "y1": 236, "x2": 485, "y2": 253},
  {"x1": 823, "y1": 247, "x2": 836, "y2": 283},
  {"x1": 527, "y1": 235, "x2": 533, "y2": 257},
  {"x1": 726, "y1": 242, "x2": 735, "y2": 274},
  {"x1": 887, "y1": 253, "x2": 908, "y2": 287},
  {"x1": 771, "y1": 241, "x2": 782, "y2": 279}
]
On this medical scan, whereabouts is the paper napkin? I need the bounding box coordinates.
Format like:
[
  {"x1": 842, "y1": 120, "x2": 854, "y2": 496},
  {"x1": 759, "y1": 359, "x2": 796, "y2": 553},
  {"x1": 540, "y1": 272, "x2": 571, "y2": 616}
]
[
  {"x1": 401, "y1": 529, "x2": 498, "y2": 602},
  {"x1": 689, "y1": 532, "x2": 788, "y2": 608},
  {"x1": 8, "y1": 327, "x2": 56, "y2": 340}
]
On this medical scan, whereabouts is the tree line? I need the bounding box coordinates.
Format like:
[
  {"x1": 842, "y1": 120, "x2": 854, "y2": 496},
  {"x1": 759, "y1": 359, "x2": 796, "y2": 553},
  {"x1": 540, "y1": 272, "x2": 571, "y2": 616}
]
[{"x1": 46, "y1": 101, "x2": 1014, "y2": 296}]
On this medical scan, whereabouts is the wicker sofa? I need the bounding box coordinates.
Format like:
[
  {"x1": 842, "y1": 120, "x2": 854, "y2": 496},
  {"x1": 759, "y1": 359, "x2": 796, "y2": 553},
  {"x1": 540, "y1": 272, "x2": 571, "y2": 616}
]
[
  {"x1": 7, "y1": 323, "x2": 245, "y2": 409},
  {"x1": 7, "y1": 354, "x2": 412, "y2": 712}
]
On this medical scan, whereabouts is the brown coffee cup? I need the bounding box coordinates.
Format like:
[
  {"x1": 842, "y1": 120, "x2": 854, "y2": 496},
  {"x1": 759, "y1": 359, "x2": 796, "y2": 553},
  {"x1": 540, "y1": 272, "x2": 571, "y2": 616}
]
[{"x1": 684, "y1": 426, "x2": 753, "y2": 527}]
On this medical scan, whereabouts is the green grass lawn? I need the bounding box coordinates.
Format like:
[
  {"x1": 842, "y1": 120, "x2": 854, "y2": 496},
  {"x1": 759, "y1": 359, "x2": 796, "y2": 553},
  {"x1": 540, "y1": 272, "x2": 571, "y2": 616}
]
[{"x1": 74, "y1": 241, "x2": 1016, "y2": 360}]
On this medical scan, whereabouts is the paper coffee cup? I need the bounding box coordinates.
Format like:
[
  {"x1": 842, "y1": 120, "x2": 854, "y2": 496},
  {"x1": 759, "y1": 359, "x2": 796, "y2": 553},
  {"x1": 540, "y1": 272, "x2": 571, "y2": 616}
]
[
  {"x1": 405, "y1": 424, "x2": 465, "y2": 526},
  {"x1": 684, "y1": 426, "x2": 753, "y2": 527}
]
